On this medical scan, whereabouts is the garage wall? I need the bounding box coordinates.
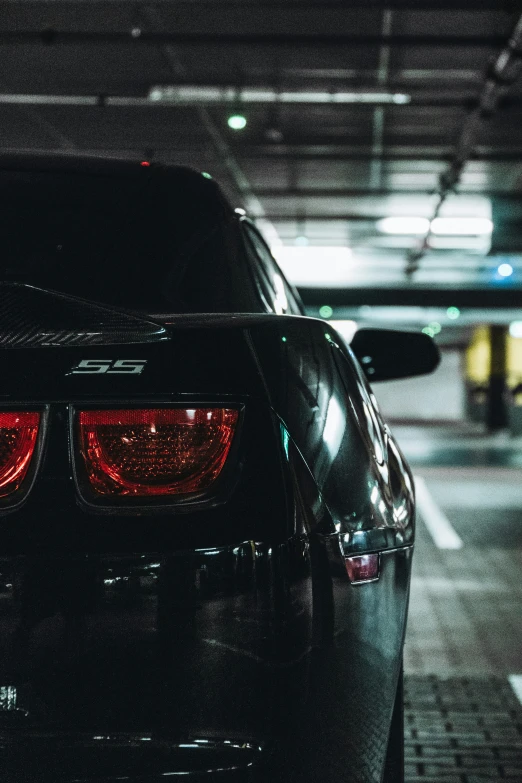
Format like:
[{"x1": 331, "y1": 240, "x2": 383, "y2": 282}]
[{"x1": 372, "y1": 349, "x2": 465, "y2": 422}]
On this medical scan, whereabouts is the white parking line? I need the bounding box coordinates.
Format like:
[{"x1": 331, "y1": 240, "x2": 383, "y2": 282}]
[
  {"x1": 508, "y1": 675, "x2": 522, "y2": 705},
  {"x1": 414, "y1": 475, "x2": 463, "y2": 550}
]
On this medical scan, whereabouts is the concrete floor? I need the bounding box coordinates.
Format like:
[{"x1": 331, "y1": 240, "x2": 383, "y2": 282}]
[
  {"x1": 391, "y1": 422, "x2": 522, "y2": 782},
  {"x1": 394, "y1": 423, "x2": 522, "y2": 676}
]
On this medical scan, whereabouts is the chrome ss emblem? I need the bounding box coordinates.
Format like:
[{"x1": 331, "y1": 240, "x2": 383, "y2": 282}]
[{"x1": 70, "y1": 359, "x2": 147, "y2": 375}]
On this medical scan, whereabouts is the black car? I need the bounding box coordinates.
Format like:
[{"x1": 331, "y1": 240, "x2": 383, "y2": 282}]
[{"x1": 0, "y1": 154, "x2": 439, "y2": 783}]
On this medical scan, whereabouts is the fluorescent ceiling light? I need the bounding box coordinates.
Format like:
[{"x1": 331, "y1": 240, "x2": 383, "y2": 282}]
[
  {"x1": 430, "y1": 217, "x2": 493, "y2": 235},
  {"x1": 427, "y1": 235, "x2": 491, "y2": 252},
  {"x1": 377, "y1": 217, "x2": 430, "y2": 235},
  {"x1": 148, "y1": 86, "x2": 410, "y2": 105},
  {"x1": 0, "y1": 93, "x2": 97, "y2": 105},
  {"x1": 330, "y1": 320, "x2": 358, "y2": 343},
  {"x1": 509, "y1": 321, "x2": 522, "y2": 338},
  {"x1": 272, "y1": 246, "x2": 353, "y2": 287},
  {"x1": 377, "y1": 216, "x2": 494, "y2": 237}
]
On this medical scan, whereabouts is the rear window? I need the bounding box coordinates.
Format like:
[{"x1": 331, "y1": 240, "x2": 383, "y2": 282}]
[{"x1": 0, "y1": 166, "x2": 237, "y2": 313}]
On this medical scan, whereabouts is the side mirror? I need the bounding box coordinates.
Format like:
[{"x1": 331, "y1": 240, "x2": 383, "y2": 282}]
[{"x1": 350, "y1": 328, "x2": 440, "y2": 382}]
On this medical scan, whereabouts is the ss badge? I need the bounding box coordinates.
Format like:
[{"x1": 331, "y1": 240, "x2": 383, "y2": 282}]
[{"x1": 70, "y1": 359, "x2": 147, "y2": 375}]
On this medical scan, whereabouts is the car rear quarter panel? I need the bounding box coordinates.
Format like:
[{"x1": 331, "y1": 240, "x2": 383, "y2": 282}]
[{"x1": 247, "y1": 318, "x2": 414, "y2": 781}]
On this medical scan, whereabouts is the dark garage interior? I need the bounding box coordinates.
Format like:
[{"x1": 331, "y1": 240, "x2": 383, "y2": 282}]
[{"x1": 1, "y1": 2, "x2": 522, "y2": 782}]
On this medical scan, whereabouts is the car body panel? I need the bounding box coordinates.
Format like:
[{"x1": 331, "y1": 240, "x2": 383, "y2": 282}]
[{"x1": 0, "y1": 155, "x2": 425, "y2": 782}]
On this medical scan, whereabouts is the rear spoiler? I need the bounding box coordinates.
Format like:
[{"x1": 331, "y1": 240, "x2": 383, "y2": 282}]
[
  {"x1": 0, "y1": 283, "x2": 169, "y2": 349},
  {"x1": 150, "y1": 312, "x2": 320, "y2": 329}
]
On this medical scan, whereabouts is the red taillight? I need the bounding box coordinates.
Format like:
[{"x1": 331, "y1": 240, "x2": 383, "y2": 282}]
[
  {"x1": 77, "y1": 408, "x2": 239, "y2": 497},
  {"x1": 0, "y1": 412, "x2": 40, "y2": 498}
]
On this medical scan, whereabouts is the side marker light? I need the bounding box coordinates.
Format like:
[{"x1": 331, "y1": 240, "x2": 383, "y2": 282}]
[{"x1": 345, "y1": 554, "x2": 380, "y2": 584}]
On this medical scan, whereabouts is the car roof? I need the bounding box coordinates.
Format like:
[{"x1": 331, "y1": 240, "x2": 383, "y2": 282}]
[{"x1": 0, "y1": 151, "x2": 230, "y2": 206}]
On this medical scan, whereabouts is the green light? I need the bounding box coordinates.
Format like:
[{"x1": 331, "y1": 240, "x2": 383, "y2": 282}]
[
  {"x1": 227, "y1": 114, "x2": 247, "y2": 130},
  {"x1": 446, "y1": 306, "x2": 460, "y2": 320},
  {"x1": 422, "y1": 326, "x2": 435, "y2": 338},
  {"x1": 281, "y1": 336, "x2": 287, "y2": 342},
  {"x1": 429, "y1": 321, "x2": 442, "y2": 335},
  {"x1": 201, "y1": 171, "x2": 212, "y2": 179},
  {"x1": 319, "y1": 305, "x2": 333, "y2": 319}
]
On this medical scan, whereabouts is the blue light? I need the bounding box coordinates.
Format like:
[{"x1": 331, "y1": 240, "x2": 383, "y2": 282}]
[{"x1": 497, "y1": 262, "x2": 513, "y2": 278}]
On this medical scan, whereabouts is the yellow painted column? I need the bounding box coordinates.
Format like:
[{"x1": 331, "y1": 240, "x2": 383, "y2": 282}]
[{"x1": 465, "y1": 325, "x2": 490, "y2": 424}]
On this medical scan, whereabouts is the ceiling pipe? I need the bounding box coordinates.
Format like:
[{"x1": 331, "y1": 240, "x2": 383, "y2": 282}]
[
  {"x1": 4, "y1": 87, "x2": 522, "y2": 110},
  {"x1": 405, "y1": 12, "x2": 522, "y2": 277},
  {"x1": 0, "y1": 89, "x2": 411, "y2": 106}
]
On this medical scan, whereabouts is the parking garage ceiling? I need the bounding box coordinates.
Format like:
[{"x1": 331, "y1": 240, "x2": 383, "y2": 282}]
[{"x1": 2, "y1": 0, "x2": 522, "y2": 304}]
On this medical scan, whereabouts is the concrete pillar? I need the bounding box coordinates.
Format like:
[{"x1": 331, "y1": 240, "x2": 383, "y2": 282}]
[{"x1": 486, "y1": 325, "x2": 508, "y2": 431}]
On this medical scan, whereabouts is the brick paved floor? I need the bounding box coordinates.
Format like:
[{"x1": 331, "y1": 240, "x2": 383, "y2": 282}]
[{"x1": 404, "y1": 676, "x2": 522, "y2": 782}]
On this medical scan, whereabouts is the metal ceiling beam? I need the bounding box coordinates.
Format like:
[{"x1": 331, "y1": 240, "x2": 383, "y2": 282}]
[
  {"x1": 263, "y1": 68, "x2": 483, "y2": 81},
  {"x1": 260, "y1": 214, "x2": 391, "y2": 221},
  {"x1": 253, "y1": 188, "x2": 522, "y2": 198},
  {"x1": 0, "y1": 30, "x2": 509, "y2": 47},
  {"x1": 230, "y1": 147, "x2": 522, "y2": 160},
  {"x1": 1, "y1": 1, "x2": 513, "y2": 7},
  {"x1": 2, "y1": 138, "x2": 520, "y2": 163},
  {"x1": 299, "y1": 287, "x2": 522, "y2": 308},
  {"x1": 262, "y1": 216, "x2": 495, "y2": 225},
  {"x1": 1, "y1": 1, "x2": 514, "y2": 8}
]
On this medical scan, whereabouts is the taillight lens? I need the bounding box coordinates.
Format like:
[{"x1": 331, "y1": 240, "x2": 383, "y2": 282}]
[
  {"x1": 78, "y1": 408, "x2": 239, "y2": 497},
  {"x1": 0, "y1": 412, "x2": 40, "y2": 498},
  {"x1": 345, "y1": 554, "x2": 379, "y2": 584}
]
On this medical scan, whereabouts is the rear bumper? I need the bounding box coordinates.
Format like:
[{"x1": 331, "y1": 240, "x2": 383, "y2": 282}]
[
  {"x1": 0, "y1": 544, "x2": 296, "y2": 732},
  {"x1": 0, "y1": 733, "x2": 263, "y2": 782},
  {"x1": 0, "y1": 544, "x2": 281, "y2": 780},
  {"x1": 0, "y1": 542, "x2": 411, "y2": 782}
]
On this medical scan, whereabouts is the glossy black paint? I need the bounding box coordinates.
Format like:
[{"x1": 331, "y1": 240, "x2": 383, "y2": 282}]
[
  {"x1": 351, "y1": 328, "x2": 440, "y2": 383},
  {"x1": 0, "y1": 155, "x2": 431, "y2": 783}
]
